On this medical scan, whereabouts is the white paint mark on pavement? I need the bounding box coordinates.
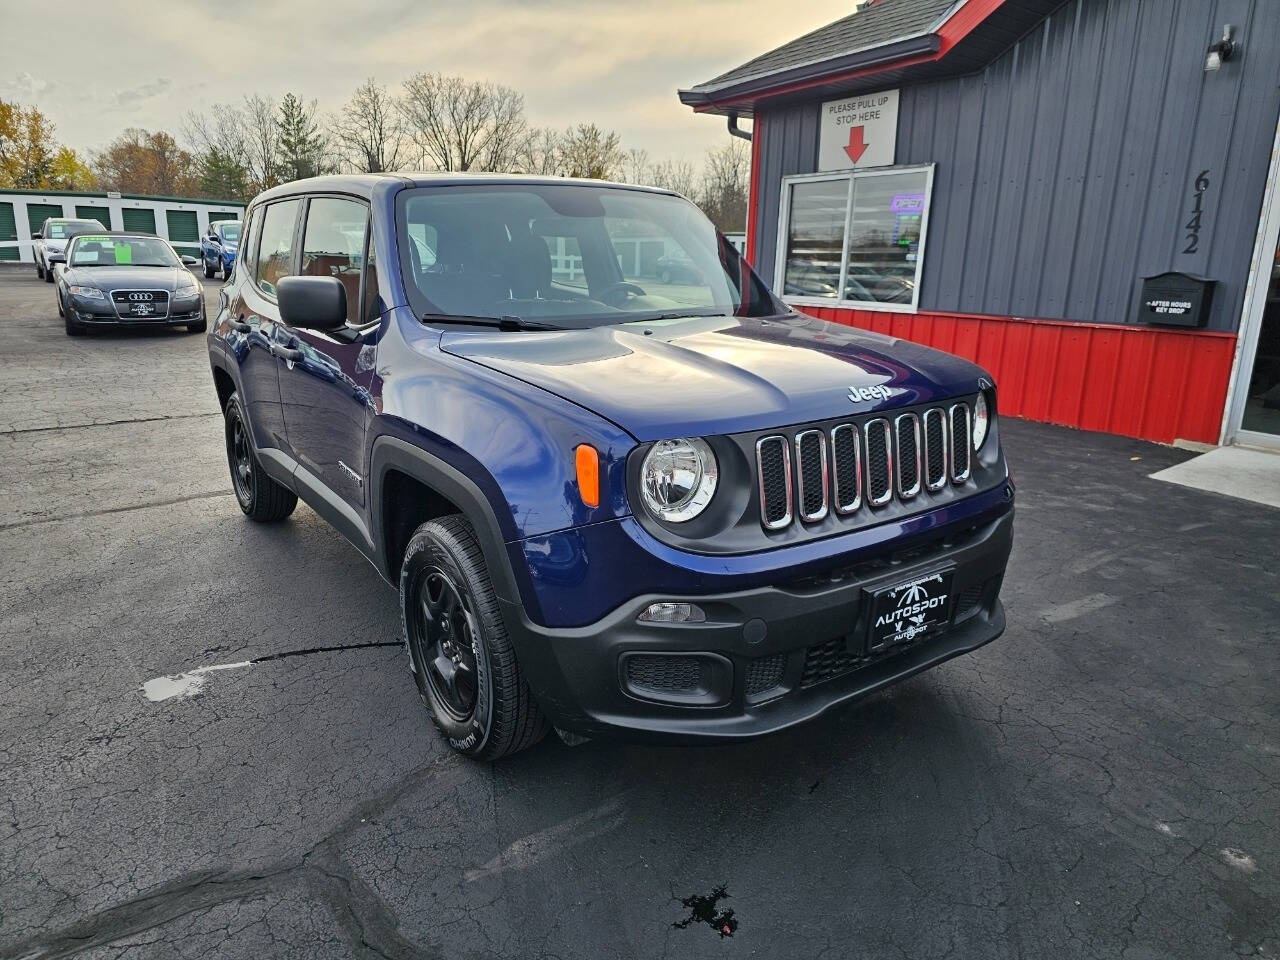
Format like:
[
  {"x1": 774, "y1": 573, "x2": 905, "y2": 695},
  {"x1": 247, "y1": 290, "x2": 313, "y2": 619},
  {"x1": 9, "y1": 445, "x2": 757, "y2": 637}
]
[
  {"x1": 1221, "y1": 848, "x2": 1257, "y2": 873},
  {"x1": 464, "y1": 796, "x2": 627, "y2": 883},
  {"x1": 1039, "y1": 593, "x2": 1118, "y2": 623},
  {"x1": 1155, "y1": 821, "x2": 1176, "y2": 837},
  {"x1": 140, "y1": 661, "x2": 252, "y2": 702}
]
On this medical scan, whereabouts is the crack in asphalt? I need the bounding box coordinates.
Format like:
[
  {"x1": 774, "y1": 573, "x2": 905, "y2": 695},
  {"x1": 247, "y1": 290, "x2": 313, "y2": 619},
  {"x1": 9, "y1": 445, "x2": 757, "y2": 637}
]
[
  {"x1": 0, "y1": 412, "x2": 221, "y2": 436},
  {"x1": 3, "y1": 755, "x2": 457, "y2": 960},
  {"x1": 250, "y1": 641, "x2": 402, "y2": 665},
  {"x1": 0, "y1": 492, "x2": 233, "y2": 532}
]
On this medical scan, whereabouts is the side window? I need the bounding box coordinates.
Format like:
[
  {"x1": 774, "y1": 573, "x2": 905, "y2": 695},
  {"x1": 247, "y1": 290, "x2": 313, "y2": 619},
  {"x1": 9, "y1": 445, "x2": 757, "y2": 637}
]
[
  {"x1": 300, "y1": 197, "x2": 368, "y2": 323},
  {"x1": 239, "y1": 206, "x2": 262, "y2": 279},
  {"x1": 362, "y1": 225, "x2": 380, "y2": 325},
  {"x1": 255, "y1": 199, "x2": 301, "y2": 297}
]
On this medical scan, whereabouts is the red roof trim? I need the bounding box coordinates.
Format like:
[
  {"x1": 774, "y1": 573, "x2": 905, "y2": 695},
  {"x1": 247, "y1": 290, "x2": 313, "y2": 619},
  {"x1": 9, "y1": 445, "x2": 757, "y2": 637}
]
[{"x1": 694, "y1": 0, "x2": 1006, "y2": 112}]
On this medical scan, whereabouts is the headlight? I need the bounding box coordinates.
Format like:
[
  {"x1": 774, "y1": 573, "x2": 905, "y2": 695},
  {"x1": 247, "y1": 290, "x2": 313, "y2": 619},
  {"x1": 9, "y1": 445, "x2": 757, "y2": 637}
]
[
  {"x1": 639, "y1": 437, "x2": 718, "y2": 523},
  {"x1": 69, "y1": 285, "x2": 104, "y2": 300},
  {"x1": 972, "y1": 392, "x2": 991, "y2": 450}
]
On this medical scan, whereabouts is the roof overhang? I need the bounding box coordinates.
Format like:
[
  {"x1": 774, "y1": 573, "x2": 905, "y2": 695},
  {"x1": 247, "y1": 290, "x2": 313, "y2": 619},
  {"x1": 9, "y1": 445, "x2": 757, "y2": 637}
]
[{"x1": 678, "y1": 0, "x2": 1063, "y2": 117}]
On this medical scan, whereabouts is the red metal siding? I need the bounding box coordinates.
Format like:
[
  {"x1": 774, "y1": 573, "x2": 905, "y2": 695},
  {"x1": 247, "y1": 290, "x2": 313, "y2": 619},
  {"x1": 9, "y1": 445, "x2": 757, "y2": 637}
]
[{"x1": 801, "y1": 306, "x2": 1236, "y2": 445}]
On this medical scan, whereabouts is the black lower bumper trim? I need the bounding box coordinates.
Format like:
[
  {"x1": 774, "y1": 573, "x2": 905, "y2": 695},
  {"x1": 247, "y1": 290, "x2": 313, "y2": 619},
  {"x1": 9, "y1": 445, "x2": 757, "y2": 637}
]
[{"x1": 502, "y1": 507, "x2": 1013, "y2": 742}]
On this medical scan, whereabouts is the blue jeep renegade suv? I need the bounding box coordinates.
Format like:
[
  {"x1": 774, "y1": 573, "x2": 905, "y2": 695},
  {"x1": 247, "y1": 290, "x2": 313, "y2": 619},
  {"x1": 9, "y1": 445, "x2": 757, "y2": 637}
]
[{"x1": 207, "y1": 174, "x2": 1014, "y2": 759}]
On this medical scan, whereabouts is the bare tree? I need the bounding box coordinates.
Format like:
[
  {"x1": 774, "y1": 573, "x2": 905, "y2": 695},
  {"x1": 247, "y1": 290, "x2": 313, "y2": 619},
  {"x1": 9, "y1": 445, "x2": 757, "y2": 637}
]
[
  {"x1": 645, "y1": 157, "x2": 699, "y2": 198},
  {"x1": 399, "y1": 73, "x2": 531, "y2": 172},
  {"x1": 558, "y1": 123, "x2": 624, "y2": 180},
  {"x1": 330, "y1": 78, "x2": 403, "y2": 174},
  {"x1": 242, "y1": 94, "x2": 282, "y2": 190},
  {"x1": 621, "y1": 147, "x2": 650, "y2": 185},
  {"x1": 515, "y1": 127, "x2": 563, "y2": 176},
  {"x1": 699, "y1": 139, "x2": 750, "y2": 232}
]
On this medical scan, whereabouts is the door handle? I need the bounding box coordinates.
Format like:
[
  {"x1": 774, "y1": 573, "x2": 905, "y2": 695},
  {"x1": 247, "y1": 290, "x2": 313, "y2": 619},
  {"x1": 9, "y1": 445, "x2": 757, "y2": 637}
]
[
  {"x1": 228, "y1": 315, "x2": 251, "y2": 333},
  {"x1": 270, "y1": 341, "x2": 303, "y2": 362}
]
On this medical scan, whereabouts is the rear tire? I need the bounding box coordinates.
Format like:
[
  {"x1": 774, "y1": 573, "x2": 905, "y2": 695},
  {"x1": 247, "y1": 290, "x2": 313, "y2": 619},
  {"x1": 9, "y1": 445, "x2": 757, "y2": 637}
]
[
  {"x1": 223, "y1": 392, "x2": 297, "y2": 522},
  {"x1": 401, "y1": 516, "x2": 549, "y2": 760}
]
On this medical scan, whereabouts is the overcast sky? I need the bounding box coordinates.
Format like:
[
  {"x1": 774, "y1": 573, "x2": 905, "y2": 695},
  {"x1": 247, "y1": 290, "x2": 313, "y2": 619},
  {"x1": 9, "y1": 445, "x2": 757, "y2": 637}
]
[{"x1": 4, "y1": 0, "x2": 853, "y2": 164}]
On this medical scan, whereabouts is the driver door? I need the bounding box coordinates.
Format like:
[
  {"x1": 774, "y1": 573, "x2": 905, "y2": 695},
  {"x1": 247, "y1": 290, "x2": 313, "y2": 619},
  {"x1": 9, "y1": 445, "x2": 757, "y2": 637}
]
[{"x1": 277, "y1": 195, "x2": 378, "y2": 515}]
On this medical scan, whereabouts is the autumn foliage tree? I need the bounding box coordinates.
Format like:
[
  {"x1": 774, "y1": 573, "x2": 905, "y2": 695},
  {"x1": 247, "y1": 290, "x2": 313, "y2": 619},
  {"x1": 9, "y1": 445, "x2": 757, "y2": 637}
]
[
  {"x1": 0, "y1": 99, "x2": 94, "y2": 190},
  {"x1": 93, "y1": 128, "x2": 200, "y2": 196}
]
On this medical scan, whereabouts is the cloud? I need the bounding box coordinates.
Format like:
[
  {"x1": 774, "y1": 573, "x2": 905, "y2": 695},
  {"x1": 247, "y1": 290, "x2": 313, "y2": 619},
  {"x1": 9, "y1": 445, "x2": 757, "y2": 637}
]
[
  {"x1": 2, "y1": 71, "x2": 55, "y2": 100},
  {"x1": 110, "y1": 78, "x2": 173, "y2": 108}
]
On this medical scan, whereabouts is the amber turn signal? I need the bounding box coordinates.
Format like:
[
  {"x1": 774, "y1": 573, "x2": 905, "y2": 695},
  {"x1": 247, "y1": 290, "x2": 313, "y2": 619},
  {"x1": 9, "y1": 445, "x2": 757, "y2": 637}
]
[{"x1": 575, "y1": 444, "x2": 600, "y2": 508}]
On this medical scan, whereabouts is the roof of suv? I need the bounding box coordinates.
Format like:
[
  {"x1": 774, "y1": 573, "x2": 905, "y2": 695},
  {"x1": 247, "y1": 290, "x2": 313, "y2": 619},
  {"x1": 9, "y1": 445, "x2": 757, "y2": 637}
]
[{"x1": 252, "y1": 173, "x2": 681, "y2": 205}]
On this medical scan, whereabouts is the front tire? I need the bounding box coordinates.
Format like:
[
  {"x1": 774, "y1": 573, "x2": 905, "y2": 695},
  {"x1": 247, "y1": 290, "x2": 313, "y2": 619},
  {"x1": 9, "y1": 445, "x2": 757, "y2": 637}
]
[
  {"x1": 401, "y1": 516, "x2": 548, "y2": 760},
  {"x1": 64, "y1": 311, "x2": 83, "y2": 336},
  {"x1": 203, "y1": 258, "x2": 214, "y2": 279},
  {"x1": 187, "y1": 307, "x2": 207, "y2": 334},
  {"x1": 44, "y1": 266, "x2": 54, "y2": 283},
  {"x1": 36, "y1": 262, "x2": 45, "y2": 280},
  {"x1": 223, "y1": 392, "x2": 297, "y2": 521}
]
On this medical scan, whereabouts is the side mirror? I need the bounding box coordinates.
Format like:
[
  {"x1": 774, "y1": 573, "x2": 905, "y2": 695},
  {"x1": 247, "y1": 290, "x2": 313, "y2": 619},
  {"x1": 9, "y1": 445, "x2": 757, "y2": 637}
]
[
  {"x1": 48, "y1": 252, "x2": 66, "y2": 264},
  {"x1": 32, "y1": 232, "x2": 42, "y2": 241},
  {"x1": 180, "y1": 254, "x2": 199, "y2": 266},
  {"x1": 277, "y1": 275, "x2": 347, "y2": 332}
]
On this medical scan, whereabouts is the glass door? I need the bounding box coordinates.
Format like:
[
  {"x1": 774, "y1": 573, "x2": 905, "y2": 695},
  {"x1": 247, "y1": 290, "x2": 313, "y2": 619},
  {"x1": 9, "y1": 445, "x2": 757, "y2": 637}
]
[{"x1": 1238, "y1": 238, "x2": 1280, "y2": 440}]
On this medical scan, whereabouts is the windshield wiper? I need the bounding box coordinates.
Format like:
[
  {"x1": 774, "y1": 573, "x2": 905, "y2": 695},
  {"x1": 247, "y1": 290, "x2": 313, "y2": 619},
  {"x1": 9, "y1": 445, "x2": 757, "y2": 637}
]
[
  {"x1": 627, "y1": 310, "x2": 729, "y2": 323},
  {"x1": 421, "y1": 313, "x2": 560, "y2": 331}
]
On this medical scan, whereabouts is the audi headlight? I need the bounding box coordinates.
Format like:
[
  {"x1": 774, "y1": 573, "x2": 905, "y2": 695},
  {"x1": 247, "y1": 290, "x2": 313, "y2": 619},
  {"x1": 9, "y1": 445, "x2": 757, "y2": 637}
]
[
  {"x1": 639, "y1": 437, "x2": 718, "y2": 523},
  {"x1": 972, "y1": 392, "x2": 991, "y2": 450},
  {"x1": 69, "y1": 285, "x2": 104, "y2": 300}
]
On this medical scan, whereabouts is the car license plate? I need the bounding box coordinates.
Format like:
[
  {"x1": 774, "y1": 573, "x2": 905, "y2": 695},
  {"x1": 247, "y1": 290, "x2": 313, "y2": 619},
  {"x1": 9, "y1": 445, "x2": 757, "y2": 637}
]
[
  {"x1": 129, "y1": 302, "x2": 155, "y2": 317},
  {"x1": 868, "y1": 569, "x2": 954, "y2": 651}
]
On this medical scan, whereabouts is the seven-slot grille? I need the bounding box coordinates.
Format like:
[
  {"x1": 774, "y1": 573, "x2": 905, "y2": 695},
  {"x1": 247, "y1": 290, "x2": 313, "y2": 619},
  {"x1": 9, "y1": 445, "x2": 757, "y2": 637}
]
[{"x1": 757, "y1": 401, "x2": 973, "y2": 530}]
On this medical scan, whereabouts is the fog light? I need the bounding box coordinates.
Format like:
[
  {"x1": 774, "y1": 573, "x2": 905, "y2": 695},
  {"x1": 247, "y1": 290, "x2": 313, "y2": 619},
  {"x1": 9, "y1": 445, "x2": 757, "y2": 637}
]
[{"x1": 637, "y1": 602, "x2": 706, "y2": 623}]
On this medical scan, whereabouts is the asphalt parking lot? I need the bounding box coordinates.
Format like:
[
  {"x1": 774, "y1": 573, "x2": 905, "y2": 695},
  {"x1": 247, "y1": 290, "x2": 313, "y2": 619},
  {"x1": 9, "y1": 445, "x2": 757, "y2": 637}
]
[{"x1": 0, "y1": 264, "x2": 1277, "y2": 960}]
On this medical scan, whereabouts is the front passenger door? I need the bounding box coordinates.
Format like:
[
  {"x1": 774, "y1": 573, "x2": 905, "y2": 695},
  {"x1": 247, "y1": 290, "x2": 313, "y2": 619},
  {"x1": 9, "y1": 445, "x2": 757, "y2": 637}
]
[{"x1": 277, "y1": 195, "x2": 378, "y2": 517}]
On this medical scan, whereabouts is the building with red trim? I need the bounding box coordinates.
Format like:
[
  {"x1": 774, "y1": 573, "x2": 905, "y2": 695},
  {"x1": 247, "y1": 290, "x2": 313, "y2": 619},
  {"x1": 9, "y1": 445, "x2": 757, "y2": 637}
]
[{"x1": 681, "y1": 0, "x2": 1280, "y2": 449}]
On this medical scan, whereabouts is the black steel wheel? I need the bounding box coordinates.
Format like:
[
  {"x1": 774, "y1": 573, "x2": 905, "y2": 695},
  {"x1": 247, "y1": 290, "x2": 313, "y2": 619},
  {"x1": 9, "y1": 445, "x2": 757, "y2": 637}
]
[
  {"x1": 400, "y1": 516, "x2": 549, "y2": 759},
  {"x1": 408, "y1": 566, "x2": 480, "y2": 722},
  {"x1": 223, "y1": 392, "x2": 297, "y2": 521}
]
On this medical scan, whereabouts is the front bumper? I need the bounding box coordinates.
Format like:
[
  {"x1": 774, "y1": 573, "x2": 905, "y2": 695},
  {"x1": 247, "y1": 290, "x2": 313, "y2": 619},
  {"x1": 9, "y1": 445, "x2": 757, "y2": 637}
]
[
  {"x1": 502, "y1": 503, "x2": 1013, "y2": 742},
  {"x1": 69, "y1": 294, "x2": 203, "y2": 327}
]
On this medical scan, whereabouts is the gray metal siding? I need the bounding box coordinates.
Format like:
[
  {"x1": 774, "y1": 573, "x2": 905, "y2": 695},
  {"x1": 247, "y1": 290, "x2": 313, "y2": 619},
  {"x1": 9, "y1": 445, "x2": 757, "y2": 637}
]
[{"x1": 753, "y1": 0, "x2": 1280, "y2": 333}]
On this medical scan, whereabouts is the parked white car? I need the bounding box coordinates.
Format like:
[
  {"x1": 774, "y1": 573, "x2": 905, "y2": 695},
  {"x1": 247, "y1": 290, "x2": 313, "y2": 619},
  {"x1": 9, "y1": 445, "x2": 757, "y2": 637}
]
[{"x1": 34, "y1": 219, "x2": 105, "y2": 283}]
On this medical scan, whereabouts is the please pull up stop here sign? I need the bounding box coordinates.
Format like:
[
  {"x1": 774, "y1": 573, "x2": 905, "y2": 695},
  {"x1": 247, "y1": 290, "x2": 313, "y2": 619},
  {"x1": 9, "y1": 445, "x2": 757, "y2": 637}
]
[{"x1": 818, "y1": 90, "x2": 899, "y2": 171}]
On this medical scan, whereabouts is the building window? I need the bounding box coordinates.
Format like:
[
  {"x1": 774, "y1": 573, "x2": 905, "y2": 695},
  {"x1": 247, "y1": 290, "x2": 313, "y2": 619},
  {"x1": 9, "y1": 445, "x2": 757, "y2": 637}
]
[{"x1": 776, "y1": 164, "x2": 933, "y2": 311}]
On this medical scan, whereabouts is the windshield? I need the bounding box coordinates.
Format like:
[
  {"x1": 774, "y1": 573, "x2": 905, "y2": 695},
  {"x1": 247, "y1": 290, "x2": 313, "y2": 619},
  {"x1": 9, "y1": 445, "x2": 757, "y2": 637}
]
[
  {"x1": 396, "y1": 184, "x2": 783, "y2": 327},
  {"x1": 69, "y1": 236, "x2": 180, "y2": 268},
  {"x1": 49, "y1": 222, "x2": 101, "y2": 240},
  {"x1": 217, "y1": 222, "x2": 241, "y2": 242}
]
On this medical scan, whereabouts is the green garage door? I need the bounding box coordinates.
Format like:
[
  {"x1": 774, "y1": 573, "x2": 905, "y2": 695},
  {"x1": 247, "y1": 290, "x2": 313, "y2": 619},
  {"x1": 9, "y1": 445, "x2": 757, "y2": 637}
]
[
  {"x1": 0, "y1": 202, "x2": 16, "y2": 260},
  {"x1": 27, "y1": 202, "x2": 65, "y2": 237},
  {"x1": 121, "y1": 207, "x2": 156, "y2": 234},
  {"x1": 76, "y1": 205, "x2": 111, "y2": 229},
  {"x1": 207, "y1": 211, "x2": 239, "y2": 225},
  {"x1": 165, "y1": 210, "x2": 200, "y2": 256}
]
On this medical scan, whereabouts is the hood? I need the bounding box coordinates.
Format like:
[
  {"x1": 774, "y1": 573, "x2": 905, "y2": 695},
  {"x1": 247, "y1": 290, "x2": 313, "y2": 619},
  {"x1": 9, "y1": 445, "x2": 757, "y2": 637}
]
[
  {"x1": 441, "y1": 313, "x2": 988, "y2": 441},
  {"x1": 62, "y1": 265, "x2": 194, "y2": 292}
]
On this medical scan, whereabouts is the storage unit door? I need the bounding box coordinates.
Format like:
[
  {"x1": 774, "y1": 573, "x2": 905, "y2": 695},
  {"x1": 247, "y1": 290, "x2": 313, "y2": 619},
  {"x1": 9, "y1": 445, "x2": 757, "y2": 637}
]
[
  {"x1": 26, "y1": 202, "x2": 65, "y2": 237},
  {"x1": 165, "y1": 209, "x2": 200, "y2": 256},
  {"x1": 76, "y1": 205, "x2": 111, "y2": 229},
  {"x1": 0, "y1": 202, "x2": 17, "y2": 260},
  {"x1": 121, "y1": 207, "x2": 157, "y2": 234}
]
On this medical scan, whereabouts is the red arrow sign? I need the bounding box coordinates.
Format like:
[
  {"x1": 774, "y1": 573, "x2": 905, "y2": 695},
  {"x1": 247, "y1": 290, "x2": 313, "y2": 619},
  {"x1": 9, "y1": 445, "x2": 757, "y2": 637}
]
[{"x1": 844, "y1": 126, "x2": 869, "y2": 165}]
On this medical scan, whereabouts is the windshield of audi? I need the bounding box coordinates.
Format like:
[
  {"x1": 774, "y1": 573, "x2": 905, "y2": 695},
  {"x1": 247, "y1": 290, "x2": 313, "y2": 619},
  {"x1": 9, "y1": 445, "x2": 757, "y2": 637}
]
[
  {"x1": 396, "y1": 183, "x2": 784, "y2": 328},
  {"x1": 68, "y1": 236, "x2": 182, "y2": 268}
]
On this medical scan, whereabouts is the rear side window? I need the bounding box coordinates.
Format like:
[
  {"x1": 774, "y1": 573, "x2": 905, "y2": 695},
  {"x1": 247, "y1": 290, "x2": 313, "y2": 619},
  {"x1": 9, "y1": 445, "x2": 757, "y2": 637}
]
[
  {"x1": 255, "y1": 200, "x2": 300, "y2": 297},
  {"x1": 300, "y1": 197, "x2": 368, "y2": 324},
  {"x1": 240, "y1": 206, "x2": 262, "y2": 278}
]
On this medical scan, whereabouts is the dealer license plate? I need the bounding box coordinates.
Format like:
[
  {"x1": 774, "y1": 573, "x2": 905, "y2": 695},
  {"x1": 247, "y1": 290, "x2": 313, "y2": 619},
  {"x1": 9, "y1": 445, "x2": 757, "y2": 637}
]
[
  {"x1": 128, "y1": 302, "x2": 156, "y2": 317},
  {"x1": 868, "y1": 569, "x2": 955, "y2": 651}
]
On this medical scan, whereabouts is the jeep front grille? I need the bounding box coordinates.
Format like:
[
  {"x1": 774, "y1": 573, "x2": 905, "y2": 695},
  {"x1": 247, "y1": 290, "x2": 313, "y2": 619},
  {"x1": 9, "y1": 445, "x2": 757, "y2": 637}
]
[{"x1": 755, "y1": 402, "x2": 973, "y2": 531}]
